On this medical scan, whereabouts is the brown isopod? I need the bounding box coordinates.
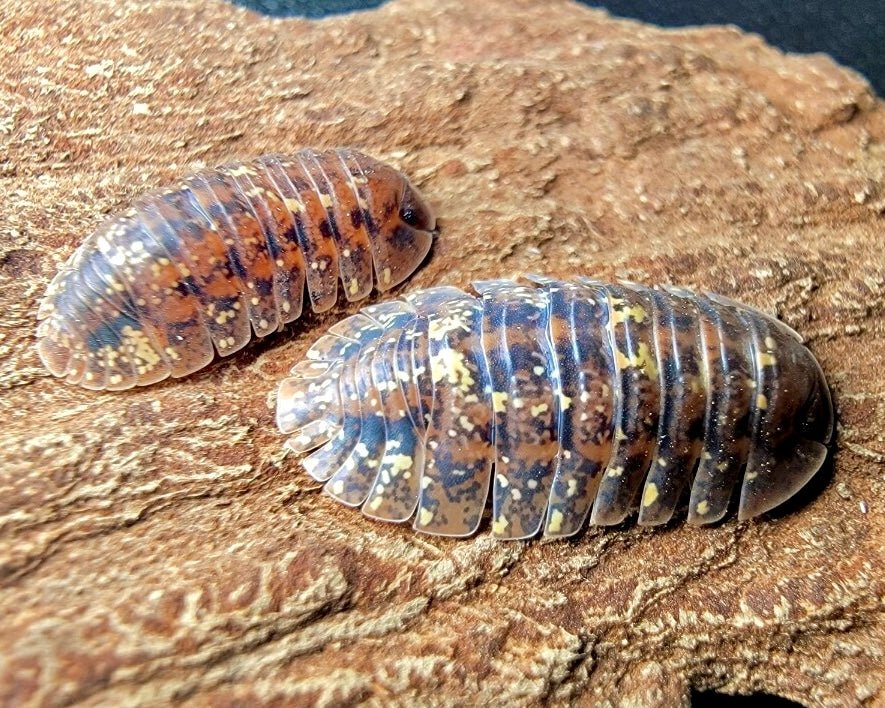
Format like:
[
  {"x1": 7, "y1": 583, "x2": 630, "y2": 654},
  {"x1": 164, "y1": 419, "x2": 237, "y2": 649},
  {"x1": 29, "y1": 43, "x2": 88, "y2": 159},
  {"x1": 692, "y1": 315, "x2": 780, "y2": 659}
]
[{"x1": 35, "y1": 148, "x2": 436, "y2": 390}]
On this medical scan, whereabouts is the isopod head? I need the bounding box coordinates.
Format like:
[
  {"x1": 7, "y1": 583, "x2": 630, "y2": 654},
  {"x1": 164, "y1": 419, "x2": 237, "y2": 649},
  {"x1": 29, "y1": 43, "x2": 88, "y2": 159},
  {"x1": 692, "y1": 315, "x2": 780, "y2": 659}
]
[
  {"x1": 733, "y1": 340, "x2": 834, "y2": 521},
  {"x1": 351, "y1": 158, "x2": 436, "y2": 291}
]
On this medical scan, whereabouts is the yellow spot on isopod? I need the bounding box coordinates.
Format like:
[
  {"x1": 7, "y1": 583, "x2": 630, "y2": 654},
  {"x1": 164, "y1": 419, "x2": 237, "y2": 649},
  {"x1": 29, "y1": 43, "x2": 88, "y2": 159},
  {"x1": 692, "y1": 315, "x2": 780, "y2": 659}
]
[
  {"x1": 530, "y1": 403, "x2": 549, "y2": 416},
  {"x1": 431, "y1": 348, "x2": 474, "y2": 389},
  {"x1": 383, "y1": 454, "x2": 414, "y2": 475},
  {"x1": 643, "y1": 483, "x2": 659, "y2": 507},
  {"x1": 759, "y1": 352, "x2": 777, "y2": 367},
  {"x1": 122, "y1": 326, "x2": 161, "y2": 369},
  {"x1": 696, "y1": 500, "x2": 710, "y2": 515},
  {"x1": 756, "y1": 393, "x2": 768, "y2": 410},
  {"x1": 418, "y1": 507, "x2": 434, "y2": 526},
  {"x1": 547, "y1": 509, "x2": 564, "y2": 534},
  {"x1": 493, "y1": 515, "x2": 509, "y2": 535},
  {"x1": 615, "y1": 343, "x2": 659, "y2": 379},
  {"x1": 611, "y1": 303, "x2": 647, "y2": 325}
]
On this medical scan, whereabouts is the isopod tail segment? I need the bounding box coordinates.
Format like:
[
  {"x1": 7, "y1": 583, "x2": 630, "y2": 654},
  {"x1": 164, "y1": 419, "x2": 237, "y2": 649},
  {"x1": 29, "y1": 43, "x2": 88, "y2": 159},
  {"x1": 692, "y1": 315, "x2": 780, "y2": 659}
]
[
  {"x1": 35, "y1": 148, "x2": 436, "y2": 391},
  {"x1": 275, "y1": 276, "x2": 834, "y2": 540}
]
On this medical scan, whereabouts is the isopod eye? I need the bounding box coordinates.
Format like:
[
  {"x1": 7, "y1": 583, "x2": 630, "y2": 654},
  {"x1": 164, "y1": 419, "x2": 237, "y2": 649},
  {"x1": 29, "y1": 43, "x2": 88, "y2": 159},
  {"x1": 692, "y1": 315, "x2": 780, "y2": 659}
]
[
  {"x1": 398, "y1": 183, "x2": 436, "y2": 232},
  {"x1": 401, "y1": 207, "x2": 419, "y2": 226}
]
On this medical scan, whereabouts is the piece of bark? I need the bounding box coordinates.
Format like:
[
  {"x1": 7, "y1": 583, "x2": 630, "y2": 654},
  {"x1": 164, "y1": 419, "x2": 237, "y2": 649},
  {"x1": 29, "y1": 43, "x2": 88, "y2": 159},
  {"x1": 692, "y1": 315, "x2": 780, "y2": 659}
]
[{"x1": 1, "y1": 0, "x2": 883, "y2": 705}]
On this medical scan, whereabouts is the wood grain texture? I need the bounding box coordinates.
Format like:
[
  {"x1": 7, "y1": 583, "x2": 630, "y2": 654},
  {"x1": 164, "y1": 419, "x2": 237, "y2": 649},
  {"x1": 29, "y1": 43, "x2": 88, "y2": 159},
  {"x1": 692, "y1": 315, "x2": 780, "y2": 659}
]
[{"x1": 0, "y1": 0, "x2": 883, "y2": 704}]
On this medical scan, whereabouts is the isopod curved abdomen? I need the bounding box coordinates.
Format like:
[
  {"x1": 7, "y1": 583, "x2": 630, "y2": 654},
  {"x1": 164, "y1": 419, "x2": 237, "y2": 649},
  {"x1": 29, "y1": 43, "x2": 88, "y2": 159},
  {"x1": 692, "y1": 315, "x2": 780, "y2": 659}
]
[
  {"x1": 276, "y1": 276, "x2": 833, "y2": 539},
  {"x1": 35, "y1": 148, "x2": 436, "y2": 390}
]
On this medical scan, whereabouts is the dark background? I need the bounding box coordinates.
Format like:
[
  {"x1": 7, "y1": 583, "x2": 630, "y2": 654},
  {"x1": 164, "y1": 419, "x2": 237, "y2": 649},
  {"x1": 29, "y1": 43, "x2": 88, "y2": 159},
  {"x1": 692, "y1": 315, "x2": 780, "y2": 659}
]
[{"x1": 232, "y1": 0, "x2": 885, "y2": 96}]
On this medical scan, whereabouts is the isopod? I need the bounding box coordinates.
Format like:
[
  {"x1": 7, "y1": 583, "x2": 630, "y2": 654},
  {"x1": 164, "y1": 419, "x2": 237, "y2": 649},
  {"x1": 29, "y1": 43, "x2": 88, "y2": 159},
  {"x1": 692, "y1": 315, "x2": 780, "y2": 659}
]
[
  {"x1": 276, "y1": 276, "x2": 833, "y2": 539},
  {"x1": 35, "y1": 148, "x2": 436, "y2": 390}
]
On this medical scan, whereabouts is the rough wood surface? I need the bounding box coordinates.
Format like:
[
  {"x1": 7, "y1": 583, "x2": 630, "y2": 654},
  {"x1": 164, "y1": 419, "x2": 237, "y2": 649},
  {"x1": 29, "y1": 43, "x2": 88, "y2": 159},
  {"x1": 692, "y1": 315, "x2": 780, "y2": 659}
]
[{"x1": 1, "y1": 0, "x2": 883, "y2": 705}]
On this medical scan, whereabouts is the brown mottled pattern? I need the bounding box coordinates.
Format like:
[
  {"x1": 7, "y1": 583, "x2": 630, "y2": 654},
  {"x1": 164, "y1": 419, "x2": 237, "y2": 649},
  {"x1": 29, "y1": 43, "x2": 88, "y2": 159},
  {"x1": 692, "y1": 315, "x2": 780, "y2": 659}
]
[
  {"x1": 588, "y1": 281, "x2": 663, "y2": 525},
  {"x1": 635, "y1": 289, "x2": 706, "y2": 525},
  {"x1": 543, "y1": 279, "x2": 616, "y2": 538},
  {"x1": 478, "y1": 279, "x2": 559, "y2": 540},
  {"x1": 34, "y1": 148, "x2": 435, "y2": 391},
  {"x1": 409, "y1": 287, "x2": 494, "y2": 537},
  {"x1": 684, "y1": 291, "x2": 756, "y2": 524},
  {"x1": 276, "y1": 277, "x2": 833, "y2": 540}
]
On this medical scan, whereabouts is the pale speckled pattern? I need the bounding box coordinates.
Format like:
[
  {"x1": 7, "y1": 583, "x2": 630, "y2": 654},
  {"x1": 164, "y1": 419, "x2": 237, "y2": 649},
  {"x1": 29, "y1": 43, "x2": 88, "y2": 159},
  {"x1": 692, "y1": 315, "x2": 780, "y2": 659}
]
[{"x1": 277, "y1": 277, "x2": 834, "y2": 539}]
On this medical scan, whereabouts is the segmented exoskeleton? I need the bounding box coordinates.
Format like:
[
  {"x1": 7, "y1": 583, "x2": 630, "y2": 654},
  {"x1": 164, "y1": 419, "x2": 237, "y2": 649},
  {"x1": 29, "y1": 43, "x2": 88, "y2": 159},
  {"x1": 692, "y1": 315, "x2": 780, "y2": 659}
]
[
  {"x1": 276, "y1": 276, "x2": 833, "y2": 539},
  {"x1": 36, "y1": 148, "x2": 435, "y2": 390}
]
